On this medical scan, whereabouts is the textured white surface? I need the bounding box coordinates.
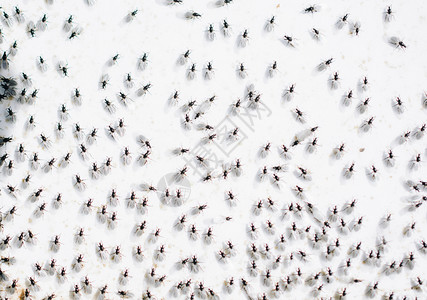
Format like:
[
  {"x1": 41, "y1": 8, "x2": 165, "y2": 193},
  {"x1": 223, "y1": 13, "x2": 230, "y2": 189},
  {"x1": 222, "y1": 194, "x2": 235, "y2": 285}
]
[{"x1": 0, "y1": 0, "x2": 427, "y2": 299}]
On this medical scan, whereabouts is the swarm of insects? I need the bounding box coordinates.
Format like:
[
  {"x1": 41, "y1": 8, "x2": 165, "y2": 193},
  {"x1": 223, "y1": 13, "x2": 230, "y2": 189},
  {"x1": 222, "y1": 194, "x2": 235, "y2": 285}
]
[{"x1": 0, "y1": 0, "x2": 426, "y2": 299}]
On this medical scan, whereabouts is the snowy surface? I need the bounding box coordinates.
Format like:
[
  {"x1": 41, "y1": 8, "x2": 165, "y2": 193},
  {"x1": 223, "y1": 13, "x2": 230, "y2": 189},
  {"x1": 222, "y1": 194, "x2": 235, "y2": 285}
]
[{"x1": 0, "y1": 0, "x2": 427, "y2": 299}]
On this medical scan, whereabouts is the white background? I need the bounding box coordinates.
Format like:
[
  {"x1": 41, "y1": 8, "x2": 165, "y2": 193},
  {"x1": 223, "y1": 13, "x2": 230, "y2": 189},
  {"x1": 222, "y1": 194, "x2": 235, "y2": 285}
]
[{"x1": 1, "y1": 0, "x2": 427, "y2": 299}]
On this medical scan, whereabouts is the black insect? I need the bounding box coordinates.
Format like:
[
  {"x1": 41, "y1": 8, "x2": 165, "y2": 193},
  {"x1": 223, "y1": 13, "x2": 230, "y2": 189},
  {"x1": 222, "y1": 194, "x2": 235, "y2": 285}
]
[
  {"x1": 180, "y1": 50, "x2": 191, "y2": 65},
  {"x1": 361, "y1": 117, "x2": 375, "y2": 132},
  {"x1": 344, "y1": 163, "x2": 355, "y2": 178},
  {"x1": 111, "y1": 53, "x2": 120, "y2": 65},
  {"x1": 222, "y1": 20, "x2": 231, "y2": 36},
  {"x1": 293, "y1": 108, "x2": 305, "y2": 123},
  {"x1": 127, "y1": 9, "x2": 138, "y2": 22},
  {"x1": 240, "y1": 29, "x2": 249, "y2": 47},
  {"x1": 311, "y1": 28, "x2": 321, "y2": 40},
  {"x1": 69, "y1": 28, "x2": 81, "y2": 39},
  {"x1": 283, "y1": 35, "x2": 295, "y2": 47},
  {"x1": 187, "y1": 64, "x2": 197, "y2": 80},
  {"x1": 206, "y1": 24, "x2": 215, "y2": 41},
  {"x1": 74, "y1": 175, "x2": 86, "y2": 191},
  {"x1": 265, "y1": 16, "x2": 276, "y2": 32},
  {"x1": 186, "y1": 11, "x2": 202, "y2": 19},
  {"x1": 58, "y1": 62, "x2": 69, "y2": 76},
  {"x1": 304, "y1": 5, "x2": 319, "y2": 13},
  {"x1": 384, "y1": 6, "x2": 394, "y2": 22},
  {"x1": 237, "y1": 63, "x2": 248, "y2": 79},
  {"x1": 138, "y1": 83, "x2": 152, "y2": 96},
  {"x1": 337, "y1": 14, "x2": 349, "y2": 29},
  {"x1": 330, "y1": 72, "x2": 340, "y2": 89},
  {"x1": 389, "y1": 37, "x2": 406, "y2": 49}
]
